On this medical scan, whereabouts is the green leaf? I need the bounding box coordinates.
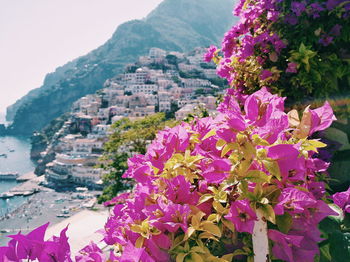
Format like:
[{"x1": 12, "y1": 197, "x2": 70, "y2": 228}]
[
  {"x1": 319, "y1": 244, "x2": 332, "y2": 262},
  {"x1": 329, "y1": 231, "x2": 350, "y2": 262},
  {"x1": 262, "y1": 160, "x2": 281, "y2": 180},
  {"x1": 244, "y1": 170, "x2": 271, "y2": 183},
  {"x1": 319, "y1": 217, "x2": 341, "y2": 234},
  {"x1": 276, "y1": 213, "x2": 293, "y2": 233},
  {"x1": 258, "y1": 205, "x2": 276, "y2": 224}
]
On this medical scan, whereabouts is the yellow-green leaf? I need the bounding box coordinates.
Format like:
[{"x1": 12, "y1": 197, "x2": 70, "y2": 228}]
[
  {"x1": 176, "y1": 253, "x2": 188, "y2": 262},
  {"x1": 222, "y1": 218, "x2": 235, "y2": 232},
  {"x1": 201, "y1": 221, "x2": 222, "y2": 237},
  {"x1": 213, "y1": 201, "x2": 228, "y2": 215},
  {"x1": 191, "y1": 246, "x2": 206, "y2": 254},
  {"x1": 207, "y1": 213, "x2": 219, "y2": 223},
  {"x1": 135, "y1": 236, "x2": 144, "y2": 248},
  {"x1": 190, "y1": 253, "x2": 204, "y2": 262},
  {"x1": 202, "y1": 129, "x2": 216, "y2": 140},
  {"x1": 216, "y1": 139, "x2": 227, "y2": 150},
  {"x1": 259, "y1": 205, "x2": 276, "y2": 224},
  {"x1": 231, "y1": 249, "x2": 247, "y2": 257},
  {"x1": 221, "y1": 253, "x2": 234, "y2": 261},
  {"x1": 262, "y1": 160, "x2": 281, "y2": 180},
  {"x1": 221, "y1": 143, "x2": 233, "y2": 157},
  {"x1": 243, "y1": 170, "x2": 271, "y2": 183},
  {"x1": 184, "y1": 227, "x2": 196, "y2": 241},
  {"x1": 198, "y1": 232, "x2": 219, "y2": 241},
  {"x1": 198, "y1": 194, "x2": 214, "y2": 205},
  {"x1": 252, "y1": 134, "x2": 270, "y2": 146}
]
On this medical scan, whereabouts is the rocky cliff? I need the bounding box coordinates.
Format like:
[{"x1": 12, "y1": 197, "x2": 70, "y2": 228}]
[{"x1": 6, "y1": 0, "x2": 237, "y2": 135}]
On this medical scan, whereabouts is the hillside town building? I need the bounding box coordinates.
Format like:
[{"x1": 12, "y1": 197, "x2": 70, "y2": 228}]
[{"x1": 42, "y1": 47, "x2": 224, "y2": 190}]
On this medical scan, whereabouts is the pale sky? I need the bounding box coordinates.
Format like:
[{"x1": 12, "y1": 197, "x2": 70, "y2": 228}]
[{"x1": 0, "y1": 0, "x2": 163, "y2": 113}]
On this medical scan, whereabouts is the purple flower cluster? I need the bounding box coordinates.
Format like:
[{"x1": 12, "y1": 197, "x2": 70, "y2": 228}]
[
  {"x1": 333, "y1": 187, "x2": 350, "y2": 214},
  {"x1": 205, "y1": 0, "x2": 349, "y2": 96},
  {"x1": 98, "y1": 88, "x2": 337, "y2": 261},
  {"x1": 0, "y1": 223, "x2": 72, "y2": 262}
]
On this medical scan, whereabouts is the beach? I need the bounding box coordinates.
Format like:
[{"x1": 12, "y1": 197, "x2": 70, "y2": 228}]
[{"x1": 0, "y1": 189, "x2": 106, "y2": 246}]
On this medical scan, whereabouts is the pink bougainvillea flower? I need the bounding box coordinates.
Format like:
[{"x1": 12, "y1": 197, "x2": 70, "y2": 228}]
[
  {"x1": 286, "y1": 62, "x2": 298, "y2": 73},
  {"x1": 291, "y1": 1, "x2": 306, "y2": 16},
  {"x1": 104, "y1": 192, "x2": 131, "y2": 207},
  {"x1": 260, "y1": 69, "x2": 273, "y2": 80},
  {"x1": 119, "y1": 241, "x2": 155, "y2": 262},
  {"x1": 332, "y1": 186, "x2": 350, "y2": 213},
  {"x1": 144, "y1": 237, "x2": 170, "y2": 262},
  {"x1": 267, "y1": 144, "x2": 306, "y2": 182},
  {"x1": 308, "y1": 101, "x2": 337, "y2": 135},
  {"x1": 40, "y1": 226, "x2": 72, "y2": 262},
  {"x1": 244, "y1": 87, "x2": 286, "y2": 126},
  {"x1": 274, "y1": 187, "x2": 317, "y2": 215},
  {"x1": 123, "y1": 154, "x2": 153, "y2": 184},
  {"x1": 6, "y1": 223, "x2": 50, "y2": 261},
  {"x1": 0, "y1": 247, "x2": 8, "y2": 262},
  {"x1": 201, "y1": 158, "x2": 232, "y2": 184},
  {"x1": 330, "y1": 24, "x2": 342, "y2": 36},
  {"x1": 308, "y1": 3, "x2": 325, "y2": 18},
  {"x1": 76, "y1": 242, "x2": 105, "y2": 262},
  {"x1": 307, "y1": 181, "x2": 326, "y2": 199},
  {"x1": 319, "y1": 35, "x2": 334, "y2": 46},
  {"x1": 268, "y1": 229, "x2": 304, "y2": 262},
  {"x1": 158, "y1": 201, "x2": 191, "y2": 233},
  {"x1": 165, "y1": 175, "x2": 198, "y2": 205},
  {"x1": 204, "y1": 45, "x2": 218, "y2": 62},
  {"x1": 225, "y1": 199, "x2": 257, "y2": 234}
]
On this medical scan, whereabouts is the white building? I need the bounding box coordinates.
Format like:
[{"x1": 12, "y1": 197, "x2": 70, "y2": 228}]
[
  {"x1": 175, "y1": 104, "x2": 196, "y2": 120},
  {"x1": 71, "y1": 165, "x2": 105, "y2": 186},
  {"x1": 125, "y1": 84, "x2": 158, "y2": 95},
  {"x1": 203, "y1": 69, "x2": 218, "y2": 79},
  {"x1": 182, "y1": 79, "x2": 211, "y2": 89},
  {"x1": 73, "y1": 139, "x2": 104, "y2": 155},
  {"x1": 178, "y1": 63, "x2": 200, "y2": 72},
  {"x1": 149, "y1": 48, "x2": 166, "y2": 59}
]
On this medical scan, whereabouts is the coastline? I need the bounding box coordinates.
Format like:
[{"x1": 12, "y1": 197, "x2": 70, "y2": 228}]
[{"x1": 0, "y1": 190, "x2": 105, "y2": 246}]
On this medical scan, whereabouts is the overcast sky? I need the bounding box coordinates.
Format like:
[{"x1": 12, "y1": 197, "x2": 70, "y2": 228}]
[{"x1": 0, "y1": 0, "x2": 163, "y2": 113}]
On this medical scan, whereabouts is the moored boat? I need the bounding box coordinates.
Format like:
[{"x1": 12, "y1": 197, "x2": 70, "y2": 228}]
[
  {"x1": 0, "y1": 192, "x2": 15, "y2": 199},
  {"x1": 0, "y1": 172, "x2": 19, "y2": 180}
]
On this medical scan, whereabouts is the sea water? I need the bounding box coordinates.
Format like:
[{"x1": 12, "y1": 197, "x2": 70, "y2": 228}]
[{"x1": 0, "y1": 114, "x2": 35, "y2": 216}]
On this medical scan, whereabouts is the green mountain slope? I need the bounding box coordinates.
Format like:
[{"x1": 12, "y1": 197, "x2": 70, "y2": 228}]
[{"x1": 6, "y1": 0, "x2": 237, "y2": 135}]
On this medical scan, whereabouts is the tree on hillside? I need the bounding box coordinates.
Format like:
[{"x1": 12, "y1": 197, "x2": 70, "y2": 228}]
[{"x1": 98, "y1": 113, "x2": 177, "y2": 203}]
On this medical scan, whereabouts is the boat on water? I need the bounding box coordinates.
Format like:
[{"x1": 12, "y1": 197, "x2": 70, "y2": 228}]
[
  {"x1": 0, "y1": 153, "x2": 7, "y2": 158},
  {"x1": 0, "y1": 192, "x2": 15, "y2": 199},
  {"x1": 0, "y1": 172, "x2": 19, "y2": 180}
]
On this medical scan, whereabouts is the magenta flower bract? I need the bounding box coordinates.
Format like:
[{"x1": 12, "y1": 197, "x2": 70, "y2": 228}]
[
  {"x1": 333, "y1": 186, "x2": 350, "y2": 213},
  {"x1": 286, "y1": 62, "x2": 298, "y2": 73},
  {"x1": 268, "y1": 229, "x2": 304, "y2": 262},
  {"x1": 225, "y1": 200, "x2": 257, "y2": 234},
  {"x1": 274, "y1": 187, "x2": 317, "y2": 215},
  {"x1": 76, "y1": 242, "x2": 105, "y2": 262},
  {"x1": 204, "y1": 45, "x2": 218, "y2": 62}
]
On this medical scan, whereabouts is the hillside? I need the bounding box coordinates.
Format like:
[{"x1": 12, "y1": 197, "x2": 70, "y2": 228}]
[{"x1": 6, "y1": 0, "x2": 237, "y2": 135}]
